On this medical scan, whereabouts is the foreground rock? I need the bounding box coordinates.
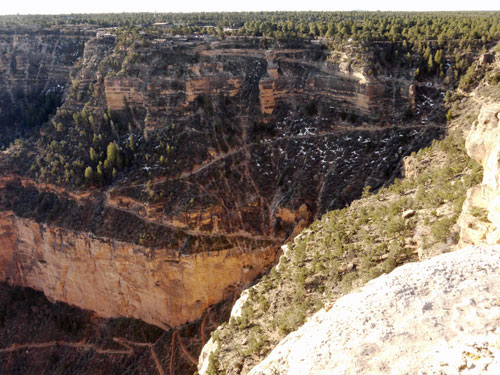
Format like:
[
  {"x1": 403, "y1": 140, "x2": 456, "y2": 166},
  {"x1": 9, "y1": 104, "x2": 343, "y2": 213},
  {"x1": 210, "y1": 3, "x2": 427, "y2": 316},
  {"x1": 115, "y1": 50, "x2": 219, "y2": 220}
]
[{"x1": 249, "y1": 245, "x2": 500, "y2": 375}]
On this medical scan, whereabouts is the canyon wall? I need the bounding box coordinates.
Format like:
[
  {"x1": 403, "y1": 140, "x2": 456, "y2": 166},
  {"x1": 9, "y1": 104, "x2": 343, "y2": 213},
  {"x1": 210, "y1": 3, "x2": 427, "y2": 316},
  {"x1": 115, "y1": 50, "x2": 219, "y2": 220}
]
[
  {"x1": 458, "y1": 104, "x2": 500, "y2": 246},
  {"x1": 0, "y1": 30, "x2": 445, "y2": 330},
  {"x1": 0, "y1": 173, "x2": 279, "y2": 328},
  {"x1": 0, "y1": 27, "x2": 88, "y2": 145},
  {"x1": 203, "y1": 98, "x2": 500, "y2": 375},
  {"x1": 0, "y1": 210, "x2": 276, "y2": 329},
  {"x1": 94, "y1": 41, "x2": 409, "y2": 123}
]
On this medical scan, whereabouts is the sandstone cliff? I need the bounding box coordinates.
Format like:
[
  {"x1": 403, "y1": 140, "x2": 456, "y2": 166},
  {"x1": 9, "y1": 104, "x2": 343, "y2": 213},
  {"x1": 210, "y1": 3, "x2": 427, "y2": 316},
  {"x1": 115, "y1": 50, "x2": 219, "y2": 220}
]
[
  {"x1": 0, "y1": 29, "x2": 444, "y2": 331},
  {"x1": 0, "y1": 211, "x2": 275, "y2": 329}
]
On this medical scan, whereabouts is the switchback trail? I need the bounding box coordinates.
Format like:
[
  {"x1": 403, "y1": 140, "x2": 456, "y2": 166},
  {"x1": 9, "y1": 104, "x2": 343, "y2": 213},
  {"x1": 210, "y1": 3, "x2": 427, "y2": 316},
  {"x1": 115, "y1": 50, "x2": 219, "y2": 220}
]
[
  {"x1": 0, "y1": 339, "x2": 131, "y2": 355},
  {"x1": 121, "y1": 121, "x2": 445, "y2": 189}
]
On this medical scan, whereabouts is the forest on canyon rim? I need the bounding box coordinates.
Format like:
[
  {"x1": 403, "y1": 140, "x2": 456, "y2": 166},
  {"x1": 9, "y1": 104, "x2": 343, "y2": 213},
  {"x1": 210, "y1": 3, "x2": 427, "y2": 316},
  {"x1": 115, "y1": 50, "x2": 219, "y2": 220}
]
[{"x1": 0, "y1": 10, "x2": 500, "y2": 375}]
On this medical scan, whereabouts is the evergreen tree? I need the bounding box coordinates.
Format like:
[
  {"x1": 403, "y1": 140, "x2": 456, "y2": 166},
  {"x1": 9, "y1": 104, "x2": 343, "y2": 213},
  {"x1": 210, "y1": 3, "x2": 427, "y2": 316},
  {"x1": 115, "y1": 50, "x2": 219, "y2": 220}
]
[
  {"x1": 106, "y1": 142, "x2": 117, "y2": 165},
  {"x1": 90, "y1": 147, "x2": 98, "y2": 162},
  {"x1": 427, "y1": 53, "x2": 434, "y2": 73},
  {"x1": 84, "y1": 166, "x2": 93, "y2": 181}
]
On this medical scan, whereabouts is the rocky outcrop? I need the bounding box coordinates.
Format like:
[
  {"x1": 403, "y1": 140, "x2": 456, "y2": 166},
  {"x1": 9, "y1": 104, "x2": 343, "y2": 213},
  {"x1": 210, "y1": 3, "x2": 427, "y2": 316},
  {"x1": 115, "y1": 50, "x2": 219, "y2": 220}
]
[
  {"x1": 185, "y1": 77, "x2": 242, "y2": 104},
  {"x1": 458, "y1": 104, "x2": 500, "y2": 245},
  {"x1": 0, "y1": 211, "x2": 275, "y2": 329},
  {"x1": 81, "y1": 38, "x2": 424, "y2": 127},
  {"x1": 104, "y1": 76, "x2": 145, "y2": 111},
  {"x1": 248, "y1": 245, "x2": 500, "y2": 375}
]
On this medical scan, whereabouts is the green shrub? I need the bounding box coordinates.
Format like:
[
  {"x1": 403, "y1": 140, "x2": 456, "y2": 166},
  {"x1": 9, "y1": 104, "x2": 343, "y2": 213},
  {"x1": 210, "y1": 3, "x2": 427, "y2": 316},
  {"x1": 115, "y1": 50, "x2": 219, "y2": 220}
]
[{"x1": 431, "y1": 216, "x2": 457, "y2": 242}]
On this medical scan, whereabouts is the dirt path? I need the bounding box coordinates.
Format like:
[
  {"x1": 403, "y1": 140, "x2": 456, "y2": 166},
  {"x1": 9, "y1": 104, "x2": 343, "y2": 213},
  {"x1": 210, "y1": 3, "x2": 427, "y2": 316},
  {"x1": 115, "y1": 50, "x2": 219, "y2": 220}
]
[
  {"x1": 120, "y1": 122, "x2": 442, "y2": 191},
  {"x1": 175, "y1": 331, "x2": 198, "y2": 366},
  {"x1": 103, "y1": 190, "x2": 279, "y2": 243},
  {"x1": 0, "y1": 337, "x2": 166, "y2": 375},
  {"x1": 0, "y1": 339, "x2": 131, "y2": 355},
  {"x1": 113, "y1": 338, "x2": 166, "y2": 375},
  {"x1": 177, "y1": 147, "x2": 244, "y2": 179},
  {"x1": 0, "y1": 175, "x2": 93, "y2": 203}
]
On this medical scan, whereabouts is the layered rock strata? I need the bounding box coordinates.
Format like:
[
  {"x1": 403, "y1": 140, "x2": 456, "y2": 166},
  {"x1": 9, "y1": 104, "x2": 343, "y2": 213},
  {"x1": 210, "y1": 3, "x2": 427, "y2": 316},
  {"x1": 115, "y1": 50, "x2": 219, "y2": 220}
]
[
  {"x1": 0, "y1": 31, "x2": 445, "y2": 330},
  {"x1": 0, "y1": 211, "x2": 275, "y2": 329},
  {"x1": 0, "y1": 28, "x2": 88, "y2": 145}
]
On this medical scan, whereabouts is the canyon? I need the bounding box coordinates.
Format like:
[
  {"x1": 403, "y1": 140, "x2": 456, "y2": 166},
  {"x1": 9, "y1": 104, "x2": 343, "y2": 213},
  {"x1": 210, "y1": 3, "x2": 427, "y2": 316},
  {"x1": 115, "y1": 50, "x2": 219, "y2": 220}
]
[
  {"x1": 0, "y1": 26, "x2": 445, "y2": 330},
  {"x1": 0, "y1": 26, "x2": 88, "y2": 146},
  {"x1": 232, "y1": 102, "x2": 500, "y2": 375},
  {"x1": 0, "y1": 19, "x2": 464, "y2": 375}
]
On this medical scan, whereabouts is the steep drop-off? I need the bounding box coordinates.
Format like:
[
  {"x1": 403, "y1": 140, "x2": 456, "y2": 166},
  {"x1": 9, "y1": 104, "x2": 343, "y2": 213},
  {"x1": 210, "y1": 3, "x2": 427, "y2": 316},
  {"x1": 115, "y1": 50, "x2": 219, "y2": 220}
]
[
  {"x1": 0, "y1": 210, "x2": 274, "y2": 329},
  {"x1": 197, "y1": 52, "x2": 500, "y2": 373},
  {"x1": 0, "y1": 27, "x2": 446, "y2": 331},
  {"x1": 458, "y1": 104, "x2": 500, "y2": 246},
  {"x1": 0, "y1": 26, "x2": 88, "y2": 145},
  {"x1": 222, "y1": 102, "x2": 500, "y2": 375}
]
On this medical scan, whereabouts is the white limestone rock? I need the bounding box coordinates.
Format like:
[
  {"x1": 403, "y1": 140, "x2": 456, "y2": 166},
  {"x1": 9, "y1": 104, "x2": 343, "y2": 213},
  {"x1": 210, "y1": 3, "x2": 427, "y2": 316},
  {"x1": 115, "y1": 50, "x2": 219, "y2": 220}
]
[
  {"x1": 458, "y1": 104, "x2": 500, "y2": 246},
  {"x1": 249, "y1": 245, "x2": 500, "y2": 375}
]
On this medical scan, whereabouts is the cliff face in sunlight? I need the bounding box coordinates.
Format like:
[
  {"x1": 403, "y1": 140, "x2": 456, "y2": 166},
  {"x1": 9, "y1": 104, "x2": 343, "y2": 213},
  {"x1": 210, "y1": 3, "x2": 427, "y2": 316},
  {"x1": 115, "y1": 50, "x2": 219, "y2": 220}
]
[
  {"x1": 0, "y1": 211, "x2": 275, "y2": 328},
  {"x1": 247, "y1": 245, "x2": 500, "y2": 375},
  {"x1": 458, "y1": 104, "x2": 500, "y2": 246}
]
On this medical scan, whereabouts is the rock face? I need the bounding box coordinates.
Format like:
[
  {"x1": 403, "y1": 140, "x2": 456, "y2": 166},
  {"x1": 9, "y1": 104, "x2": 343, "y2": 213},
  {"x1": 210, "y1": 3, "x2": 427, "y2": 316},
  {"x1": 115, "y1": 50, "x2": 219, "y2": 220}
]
[
  {"x1": 93, "y1": 42, "x2": 408, "y2": 122},
  {"x1": 458, "y1": 104, "x2": 500, "y2": 245},
  {"x1": 0, "y1": 29, "x2": 445, "y2": 331},
  {"x1": 0, "y1": 27, "x2": 87, "y2": 145},
  {"x1": 0, "y1": 211, "x2": 275, "y2": 329},
  {"x1": 248, "y1": 245, "x2": 500, "y2": 375}
]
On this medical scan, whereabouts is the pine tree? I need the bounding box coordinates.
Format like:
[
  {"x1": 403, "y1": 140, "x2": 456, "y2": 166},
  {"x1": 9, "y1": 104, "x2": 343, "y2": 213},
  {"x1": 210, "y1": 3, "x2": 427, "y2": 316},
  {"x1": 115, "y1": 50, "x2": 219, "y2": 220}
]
[
  {"x1": 84, "y1": 166, "x2": 93, "y2": 181},
  {"x1": 427, "y1": 53, "x2": 434, "y2": 73},
  {"x1": 434, "y1": 49, "x2": 443, "y2": 67},
  {"x1": 445, "y1": 91, "x2": 451, "y2": 104},
  {"x1": 90, "y1": 147, "x2": 98, "y2": 162},
  {"x1": 127, "y1": 134, "x2": 135, "y2": 152},
  {"x1": 106, "y1": 142, "x2": 117, "y2": 165}
]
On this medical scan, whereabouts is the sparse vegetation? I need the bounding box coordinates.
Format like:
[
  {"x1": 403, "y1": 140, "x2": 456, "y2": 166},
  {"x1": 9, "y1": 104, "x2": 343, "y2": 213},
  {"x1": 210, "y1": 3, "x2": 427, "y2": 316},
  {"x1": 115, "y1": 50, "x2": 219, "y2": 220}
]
[
  {"x1": 470, "y1": 205, "x2": 490, "y2": 222},
  {"x1": 206, "y1": 115, "x2": 483, "y2": 375}
]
